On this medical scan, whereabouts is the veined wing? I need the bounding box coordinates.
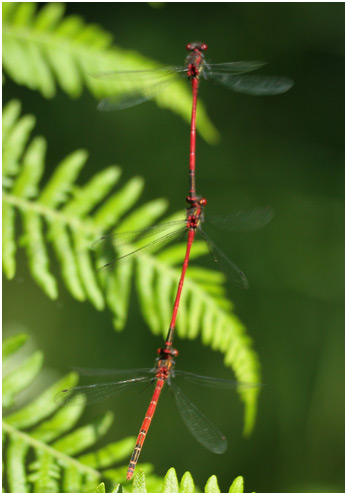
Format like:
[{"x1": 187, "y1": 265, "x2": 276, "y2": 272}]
[
  {"x1": 198, "y1": 229, "x2": 249, "y2": 289},
  {"x1": 55, "y1": 376, "x2": 153, "y2": 406},
  {"x1": 204, "y1": 60, "x2": 266, "y2": 75},
  {"x1": 174, "y1": 370, "x2": 259, "y2": 390},
  {"x1": 93, "y1": 66, "x2": 187, "y2": 78},
  {"x1": 205, "y1": 207, "x2": 274, "y2": 232},
  {"x1": 91, "y1": 220, "x2": 185, "y2": 251},
  {"x1": 73, "y1": 367, "x2": 155, "y2": 377},
  {"x1": 171, "y1": 382, "x2": 227, "y2": 454},
  {"x1": 94, "y1": 66, "x2": 186, "y2": 111},
  {"x1": 96, "y1": 226, "x2": 186, "y2": 270},
  {"x1": 210, "y1": 73, "x2": 294, "y2": 95}
]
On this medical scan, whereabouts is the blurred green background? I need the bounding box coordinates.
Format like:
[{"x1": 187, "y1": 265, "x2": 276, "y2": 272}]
[{"x1": 3, "y1": 2, "x2": 344, "y2": 493}]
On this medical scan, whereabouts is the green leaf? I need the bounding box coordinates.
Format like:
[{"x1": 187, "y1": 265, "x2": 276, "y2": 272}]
[
  {"x1": 62, "y1": 464, "x2": 83, "y2": 493},
  {"x1": 132, "y1": 470, "x2": 147, "y2": 493},
  {"x1": 2, "y1": 333, "x2": 27, "y2": 362},
  {"x1": 229, "y1": 476, "x2": 244, "y2": 493},
  {"x1": 39, "y1": 149, "x2": 88, "y2": 208},
  {"x1": 28, "y1": 449, "x2": 60, "y2": 493},
  {"x1": 162, "y1": 467, "x2": 179, "y2": 493},
  {"x1": 2, "y1": 99, "x2": 22, "y2": 144},
  {"x1": 12, "y1": 136, "x2": 46, "y2": 199},
  {"x1": 31, "y1": 401, "x2": 85, "y2": 443},
  {"x1": 20, "y1": 211, "x2": 58, "y2": 299},
  {"x1": 95, "y1": 482, "x2": 106, "y2": 493},
  {"x1": 52, "y1": 412, "x2": 114, "y2": 456},
  {"x1": 2, "y1": 2, "x2": 218, "y2": 143},
  {"x1": 179, "y1": 471, "x2": 195, "y2": 493},
  {"x1": 93, "y1": 176, "x2": 145, "y2": 230},
  {"x1": 78, "y1": 437, "x2": 136, "y2": 469},
  {"x1": 5, "y1": 372, "x2": 79, "y2": 429},
  {"x1": 205, "y1": 475, "x2": 220, "y2": 493},
  {"x1": 2, "y1": 111, "x2": 36, "y2": 178},
  {"x1": 6, "y1": 435, "x2": 29, "y2": 493},
  {"x1": 2, "y1": 350, "x2": 44, "y2": 408}
]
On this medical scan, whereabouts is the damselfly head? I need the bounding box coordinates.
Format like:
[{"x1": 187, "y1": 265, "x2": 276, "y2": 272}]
[
  {"x1": 186, "y1": 196, "x2": 207, "y2": 208},
  {"x1": 157, "y1": 347, "x2": 179, "y2": 358},
  {"x1": 186, "y1": 41, "x2": 208, "y2": 52}
]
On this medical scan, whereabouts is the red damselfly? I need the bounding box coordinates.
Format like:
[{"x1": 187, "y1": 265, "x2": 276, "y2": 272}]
[
  {"x1": 93, "y1": 197, "x2": 274, "y2": 290},
  {"x1": 55, "y1": 344, "x2": 256, "y2": 480},
  {"x1": 96, "y1": 41, "x2": 293, "y2": 198}
]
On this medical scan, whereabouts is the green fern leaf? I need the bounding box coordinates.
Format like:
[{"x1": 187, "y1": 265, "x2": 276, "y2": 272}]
[
  {"x1": 2, "y1": 334, "x2": 143, "y2": 493},
  {"x1": 28, "y1": 449, "x2": 61, "y2": 493},
  {"x1": 2, "y1": 101, "x2": 261, "y2": 432},
  {"x1": 2, "y1": 332, "x2": 27, "y2": 363},
  {"x1": 6, "y1": 435, "x2": 29, "y2": 493},
  {"x1": 162, "y1": 467, "x2": 179, "y2": 493},
  {"x1": 132, "y1": 470, "x2": 147, "y2": 493},
  {"x1": 3, "y1": 2, "x2": 218, "y2": 143},
  {"x1": 205, "y1": 475, "x2": 221, "y2": 493},
  {"x1": 96, "y1": 482, "x2": 106, "y2": 493},
  {"x1": 229, "y1": 475, "x2": 244, "y2": 493},
  {"x1": 179, "y1": 471, "x2": 195, "y2": 493},
  {"x1": 2, "y1": 350, "x2": 43, "y2": 408}
]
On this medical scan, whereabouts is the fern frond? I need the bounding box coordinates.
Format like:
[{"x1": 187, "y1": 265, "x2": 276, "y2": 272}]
[
  {"x1": 2, "y1": 100, "x2": 260, "y2": 432},
  {"x1": 2, "y1": 2, "x2": 218, "y2": 143},
  {"x1": 127, "y1": 468, "x2": 246, "y2": 493},
  {"x1": 2, "y1": 334, "x2": 150, "y2": 493}
]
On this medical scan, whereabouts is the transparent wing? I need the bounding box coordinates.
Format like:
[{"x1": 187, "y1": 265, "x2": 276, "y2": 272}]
[
  {"x1": 93, "y1": 66, "x2": 187, "y2": 78},
  {"x1": 72, "y1": 367, "x2": 155, "y2": 378},
  {"x1": 174, "y1": 370, "x2": 259, "y2": 390},
  {"x1": 210, "y1": 73, "x2": 294, "y2": 95},
  {"x1": 98, "y1": 80, "x2": 175, "y2": 111},
  {"x1": 204, "y1": 61, "x2": 266, "y2": 74},
  {"x1": 198, "y1": 229, "x2": 249, "y2": 289},
  {"x1": 94, "y1": 66, "x2": 185, "y2": 111},
  {"x1": 55, "y1": 376, "x2": 153, "y2": 406},
  {"x1": 96, "y1": 226, "x2": 186, "y2": 270},
  {"x1": 204, "y1": 207, "x2": 274, "y2": 232},
  {"x1": 91, "y1": 221, "x2": 185, "y2": 251},
  {"x1": 171, "y1": 382, "x2": 227, "y2": 454}
]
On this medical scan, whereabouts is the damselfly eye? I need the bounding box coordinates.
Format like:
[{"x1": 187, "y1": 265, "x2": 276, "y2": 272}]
[
  {"x1": 200, "y1": 198, "x2": 207, "y2": 206},
  {"x1": 186, "y1": 43, "x2": 192, "y2": 51},
  {"x1": 201, "y1": 43, "x2": 208, "y2": 51}
]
